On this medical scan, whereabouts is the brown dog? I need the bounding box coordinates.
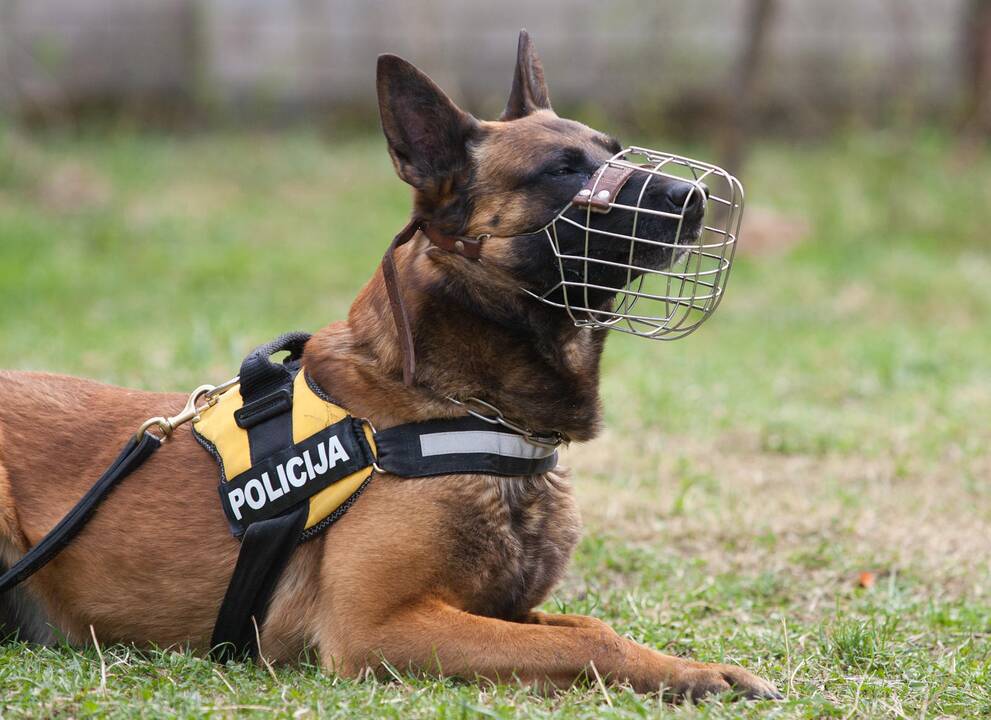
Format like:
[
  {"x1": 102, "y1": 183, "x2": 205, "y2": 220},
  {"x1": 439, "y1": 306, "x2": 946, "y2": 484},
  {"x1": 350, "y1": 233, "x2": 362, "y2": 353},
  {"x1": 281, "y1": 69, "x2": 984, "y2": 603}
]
[{"x1": 0, "y1": 32, "x2": 779, "y2": 700}]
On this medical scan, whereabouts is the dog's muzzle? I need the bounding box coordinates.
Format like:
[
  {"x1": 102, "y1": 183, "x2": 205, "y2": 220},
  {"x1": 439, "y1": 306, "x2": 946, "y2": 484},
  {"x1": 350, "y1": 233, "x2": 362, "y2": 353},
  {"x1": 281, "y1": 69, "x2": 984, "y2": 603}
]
[
  {"x1": 524, "y1": 147, "x2": 743, "y2": 340},
  {"x1": 381, "y1": 147, "x2": 743, "y2": 384}
]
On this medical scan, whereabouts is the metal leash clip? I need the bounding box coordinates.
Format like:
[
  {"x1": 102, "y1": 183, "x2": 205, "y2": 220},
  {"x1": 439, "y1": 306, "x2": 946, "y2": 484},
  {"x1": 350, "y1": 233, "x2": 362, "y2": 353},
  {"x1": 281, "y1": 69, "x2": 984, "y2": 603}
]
[
  {"x1": 447, "y1": 395, "x2": 566, "y2": 449},
  {"x1": 135, "y1": 376, "x2": 240, "y2": 442}
]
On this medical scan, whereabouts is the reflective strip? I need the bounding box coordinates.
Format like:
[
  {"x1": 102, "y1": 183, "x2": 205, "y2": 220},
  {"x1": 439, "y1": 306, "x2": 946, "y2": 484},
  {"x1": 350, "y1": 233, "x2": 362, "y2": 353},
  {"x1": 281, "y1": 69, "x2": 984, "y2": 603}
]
[{"x1": 419, "y1": 430, "x2": 556, "y2": 460}]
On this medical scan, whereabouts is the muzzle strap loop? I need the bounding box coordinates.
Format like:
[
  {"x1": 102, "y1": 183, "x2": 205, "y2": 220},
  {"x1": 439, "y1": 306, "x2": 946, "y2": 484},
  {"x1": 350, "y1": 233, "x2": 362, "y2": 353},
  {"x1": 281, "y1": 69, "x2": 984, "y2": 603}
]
[
  {"x1": 572, "y1": 163, "x2": 638, "y2": 211},
  {"x1": 381, "y1": 218, "x2": 423, "y2": 386},
  {"x1": 380, "y1": 218, "x2": 488, "y2": 386}
]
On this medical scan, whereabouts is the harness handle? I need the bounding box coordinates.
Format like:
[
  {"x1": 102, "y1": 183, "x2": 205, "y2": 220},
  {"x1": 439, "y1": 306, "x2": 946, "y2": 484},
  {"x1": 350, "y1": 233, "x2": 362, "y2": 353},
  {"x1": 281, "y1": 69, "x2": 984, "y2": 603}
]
[{"x1": 238, "y1": 331, "x2": 311, "y2": 402}]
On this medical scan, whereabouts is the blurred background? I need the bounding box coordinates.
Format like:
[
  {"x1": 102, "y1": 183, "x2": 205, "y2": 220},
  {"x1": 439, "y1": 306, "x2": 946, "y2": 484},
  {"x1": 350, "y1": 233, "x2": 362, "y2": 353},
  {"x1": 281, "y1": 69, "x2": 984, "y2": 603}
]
[
  {"x1": 0, "y1": 2, "x2": 990, "y2": 714},
  {"x1": 1, "y1": 0, "x2": 989, "y2": 588},
  {"x1": 2, "y1": 1, "x2": 990, "y2": 144}
]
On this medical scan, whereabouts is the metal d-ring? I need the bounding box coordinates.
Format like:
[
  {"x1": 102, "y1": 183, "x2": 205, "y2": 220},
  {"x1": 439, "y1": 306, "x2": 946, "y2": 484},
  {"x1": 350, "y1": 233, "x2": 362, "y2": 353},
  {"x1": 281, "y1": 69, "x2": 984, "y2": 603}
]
[{"x1": 358, "y1": 416, "x2": 386, "y2": 474}]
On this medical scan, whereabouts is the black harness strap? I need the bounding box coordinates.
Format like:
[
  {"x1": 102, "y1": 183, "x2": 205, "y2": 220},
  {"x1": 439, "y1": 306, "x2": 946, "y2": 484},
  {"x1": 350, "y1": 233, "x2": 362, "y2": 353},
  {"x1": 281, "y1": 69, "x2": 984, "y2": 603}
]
[
  {"x1": 210, "y1": 503, "x2": 308, "y2": 662},
  {"x1": 0, "y1": 432, "x2": 161, "y2": 593},
  {"x1": 238, "y1": 332, "x2": 309, "y2": 464},
  {"x1": 210, "y1": 332, "x2": 310, "y2": 662}
]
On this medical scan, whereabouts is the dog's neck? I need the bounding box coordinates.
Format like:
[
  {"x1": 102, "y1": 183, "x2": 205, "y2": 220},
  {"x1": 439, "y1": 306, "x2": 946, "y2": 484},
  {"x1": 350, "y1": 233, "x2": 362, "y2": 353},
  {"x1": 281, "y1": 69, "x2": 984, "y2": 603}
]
[{"x1": 303, "y1": 235, "x2": 605, "y2": 442}]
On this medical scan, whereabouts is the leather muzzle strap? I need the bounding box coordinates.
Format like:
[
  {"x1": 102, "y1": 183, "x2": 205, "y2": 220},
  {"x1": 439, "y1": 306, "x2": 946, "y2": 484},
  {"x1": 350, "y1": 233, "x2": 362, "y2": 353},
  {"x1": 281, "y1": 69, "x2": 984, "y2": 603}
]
[
  {"x1": 381, "y1": 218, "x2": 422, "y2": 387},
  {"x1": 382, "y1": 159, "x2": 636, "y2": 385},
  {"x1": 381, "y1": 218, "x2": 484, "y2": 386},
  {"x1": 572, "y1": 163, "x2": 639, "y2": 212},
  {"x1": 420, "y1": 223, "x2": 483, "y2": 259}
]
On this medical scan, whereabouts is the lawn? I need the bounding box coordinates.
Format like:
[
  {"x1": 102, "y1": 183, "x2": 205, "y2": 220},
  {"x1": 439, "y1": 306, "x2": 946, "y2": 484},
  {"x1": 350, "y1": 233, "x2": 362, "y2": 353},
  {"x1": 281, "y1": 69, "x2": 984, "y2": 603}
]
[{"x1": 0, "y1": 127, "x2": 989, "y2": 718}]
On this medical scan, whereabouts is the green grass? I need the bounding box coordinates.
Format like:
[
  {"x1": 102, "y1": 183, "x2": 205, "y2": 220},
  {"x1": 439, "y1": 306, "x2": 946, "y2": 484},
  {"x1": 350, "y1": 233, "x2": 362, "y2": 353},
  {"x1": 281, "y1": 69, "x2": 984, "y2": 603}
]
[{"x1": 1, "y1": 127, "x2": 990, "y2": 718}]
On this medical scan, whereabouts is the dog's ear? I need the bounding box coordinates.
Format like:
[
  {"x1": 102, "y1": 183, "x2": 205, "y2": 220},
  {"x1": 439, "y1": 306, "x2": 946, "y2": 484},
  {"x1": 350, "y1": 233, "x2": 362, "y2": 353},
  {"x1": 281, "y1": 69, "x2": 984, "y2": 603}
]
[
  {"x1": 377, "y1": 54, "x2": 477, "y2": 189},
  {"x1": 500, "y1": 29, "x2": 552, "y2": 121}
]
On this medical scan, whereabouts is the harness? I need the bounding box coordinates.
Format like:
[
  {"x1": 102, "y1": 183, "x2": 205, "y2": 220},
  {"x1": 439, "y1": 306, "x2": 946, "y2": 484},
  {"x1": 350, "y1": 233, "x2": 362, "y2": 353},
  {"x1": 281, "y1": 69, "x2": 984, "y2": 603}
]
[{"x1": 0, "y1": 330, "x2": 560, "y2": 661}]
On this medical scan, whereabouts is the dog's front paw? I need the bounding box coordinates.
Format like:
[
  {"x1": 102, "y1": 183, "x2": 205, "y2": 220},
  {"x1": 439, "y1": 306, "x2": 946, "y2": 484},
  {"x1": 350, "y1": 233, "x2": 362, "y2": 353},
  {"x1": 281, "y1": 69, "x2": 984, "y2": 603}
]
[{"x1": 669, "y1": 661, "x2": 782, "y2": 702}]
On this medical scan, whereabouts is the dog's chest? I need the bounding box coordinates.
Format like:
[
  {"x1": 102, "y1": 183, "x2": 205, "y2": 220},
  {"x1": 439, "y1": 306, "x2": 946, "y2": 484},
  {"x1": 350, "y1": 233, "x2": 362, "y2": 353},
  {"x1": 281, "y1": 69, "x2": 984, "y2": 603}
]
[{"x1": 439, "y1": 472, "x2": 581, "y2": 620}]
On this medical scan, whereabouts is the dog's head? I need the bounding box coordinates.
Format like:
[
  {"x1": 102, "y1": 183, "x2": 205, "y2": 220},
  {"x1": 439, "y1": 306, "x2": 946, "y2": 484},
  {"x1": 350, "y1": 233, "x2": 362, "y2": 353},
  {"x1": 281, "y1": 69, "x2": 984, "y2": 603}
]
[{"x1": 377, "y1": 31, "x2": 724, "y2": 335}]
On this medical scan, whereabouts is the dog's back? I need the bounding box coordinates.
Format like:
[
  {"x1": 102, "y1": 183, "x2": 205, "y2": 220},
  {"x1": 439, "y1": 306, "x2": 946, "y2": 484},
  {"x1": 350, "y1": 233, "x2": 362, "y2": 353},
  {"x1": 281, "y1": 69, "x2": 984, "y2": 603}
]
[
  {"x1": 0, "y1": 372, "x2": 89, "y2": 643},
  {"x1": 0, "y1": 371, "x2": 242, "y2": 648},
  {"x1": 0, "y1": 378, "x2": 50, "y2": 642}
]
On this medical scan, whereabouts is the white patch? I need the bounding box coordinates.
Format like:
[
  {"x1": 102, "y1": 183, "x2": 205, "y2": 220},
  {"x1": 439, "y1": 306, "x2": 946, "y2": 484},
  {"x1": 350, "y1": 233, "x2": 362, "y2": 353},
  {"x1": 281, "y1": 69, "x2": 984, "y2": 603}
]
[
  {"x1": 244, "y1": 479, "x2": 266, "y2": 509},
  {"x1": 228, "y1": 488, "x2": 246, "y2": 520},
  {"x1": 326, "y1": 435, "x2": 350, "y2": 466},
  {"x1": 286, "y1": 456, "x2": 307, "y2": 487},
  {"x1": 303, "y1": 449, "x2": 316, "y2": 480},
  {"x1": 312, "y1": 443, "x2": 329, "y2": 475},
  {"x1": 262, "y1": 471, "x2": 284, "y2": 501}
]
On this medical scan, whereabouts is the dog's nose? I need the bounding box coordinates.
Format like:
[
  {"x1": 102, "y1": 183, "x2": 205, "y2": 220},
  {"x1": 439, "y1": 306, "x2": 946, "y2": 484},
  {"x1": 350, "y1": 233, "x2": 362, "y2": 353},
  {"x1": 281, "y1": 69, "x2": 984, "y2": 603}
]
[{"x1": 666, "y1": 181, "x2": 708, "y2": 214}]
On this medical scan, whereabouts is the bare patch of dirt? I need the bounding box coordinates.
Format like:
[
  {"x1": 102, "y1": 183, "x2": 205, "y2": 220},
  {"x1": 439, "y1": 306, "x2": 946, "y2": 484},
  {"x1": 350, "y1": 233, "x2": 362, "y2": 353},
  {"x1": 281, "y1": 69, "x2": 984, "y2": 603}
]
[
  {"x1": 37, "y1": 161, "x2": 112, "y2": 213},
  {"x1": 737, "y1": 206, "x2": 809, "y2": 256},
  {"x1": 564, "y1": 429, "x2": 991, "y2": 600},
  {"x1": 126, "y1": 181, "x2": 239, "y2": 226}
]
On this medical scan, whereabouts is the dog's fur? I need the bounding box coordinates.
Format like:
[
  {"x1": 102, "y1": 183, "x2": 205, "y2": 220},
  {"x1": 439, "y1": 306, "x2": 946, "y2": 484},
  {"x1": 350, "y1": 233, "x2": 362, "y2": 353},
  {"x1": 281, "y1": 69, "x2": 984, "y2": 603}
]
[{"x1": 0, "y1": 33, "x2": 778, "y2": 700}]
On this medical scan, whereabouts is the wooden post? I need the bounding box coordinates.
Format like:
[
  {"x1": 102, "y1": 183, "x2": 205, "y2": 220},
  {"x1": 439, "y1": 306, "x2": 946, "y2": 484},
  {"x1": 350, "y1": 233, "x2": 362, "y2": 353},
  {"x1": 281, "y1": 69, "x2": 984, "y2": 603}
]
[
  {"x1": 720, "y1": 0, "x2": 777, "y2": 176},
  {"x1": 961, "y1": 0, "x2": 991, "y2": 140}
]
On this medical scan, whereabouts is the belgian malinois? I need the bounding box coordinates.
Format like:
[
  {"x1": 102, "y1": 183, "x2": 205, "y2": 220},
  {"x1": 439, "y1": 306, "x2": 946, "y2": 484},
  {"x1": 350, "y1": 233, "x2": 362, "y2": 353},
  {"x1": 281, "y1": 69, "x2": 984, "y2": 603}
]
[{"x1": 0, "y1": 32, "x2": 779, "y2": 700}]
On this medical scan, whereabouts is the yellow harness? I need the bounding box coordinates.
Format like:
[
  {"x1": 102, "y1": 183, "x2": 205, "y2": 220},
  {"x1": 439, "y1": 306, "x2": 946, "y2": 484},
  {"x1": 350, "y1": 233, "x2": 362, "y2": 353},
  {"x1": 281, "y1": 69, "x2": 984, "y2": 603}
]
[{"x1": 194, "y1": 369, "x2": 376, "y2": 536}]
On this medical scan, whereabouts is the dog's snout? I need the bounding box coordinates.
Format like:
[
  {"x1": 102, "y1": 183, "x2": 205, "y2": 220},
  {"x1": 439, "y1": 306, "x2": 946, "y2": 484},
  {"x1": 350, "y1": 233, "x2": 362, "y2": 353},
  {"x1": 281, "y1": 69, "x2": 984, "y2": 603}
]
[{"x1": 665, "y1": 181, "x2": 708, "y2": 214}]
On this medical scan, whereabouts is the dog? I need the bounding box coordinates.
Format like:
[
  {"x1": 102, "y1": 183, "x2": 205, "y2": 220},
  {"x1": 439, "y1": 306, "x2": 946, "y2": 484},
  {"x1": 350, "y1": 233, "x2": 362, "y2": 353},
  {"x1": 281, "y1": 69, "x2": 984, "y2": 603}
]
[{"x1": 0, "y1": 31, "x2": 779, "y2": 700}]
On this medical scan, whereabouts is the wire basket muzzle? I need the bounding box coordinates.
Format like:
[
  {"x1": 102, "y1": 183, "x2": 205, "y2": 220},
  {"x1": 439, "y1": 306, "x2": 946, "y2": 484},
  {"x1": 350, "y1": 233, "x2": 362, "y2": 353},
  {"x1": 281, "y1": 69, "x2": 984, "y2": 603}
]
[{"x1": 524, "y1": 147, "x2": 744, "y2": 340}]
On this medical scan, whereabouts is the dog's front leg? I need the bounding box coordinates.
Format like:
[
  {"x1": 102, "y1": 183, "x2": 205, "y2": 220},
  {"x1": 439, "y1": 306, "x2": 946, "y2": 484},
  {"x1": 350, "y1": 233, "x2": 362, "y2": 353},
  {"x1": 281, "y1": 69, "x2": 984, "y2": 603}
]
[
  {"x1": 522, "y1": 610, "x2": 780, "y2": 699},
  {"x1": 323, "y1": 601, "x2": 780, "y2": 700}
]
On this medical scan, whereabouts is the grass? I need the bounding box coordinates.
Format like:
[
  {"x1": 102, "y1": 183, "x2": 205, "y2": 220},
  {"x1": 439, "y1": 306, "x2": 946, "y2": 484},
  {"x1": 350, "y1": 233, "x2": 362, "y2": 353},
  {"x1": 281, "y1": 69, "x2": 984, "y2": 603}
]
[{"x1": 1, "y1": 125, "x2": 990, "y2": 718}]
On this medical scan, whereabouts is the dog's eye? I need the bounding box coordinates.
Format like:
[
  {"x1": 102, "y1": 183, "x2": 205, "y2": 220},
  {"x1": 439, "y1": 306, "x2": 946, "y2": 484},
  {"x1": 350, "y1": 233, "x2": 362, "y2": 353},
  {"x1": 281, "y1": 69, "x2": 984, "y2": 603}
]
[{"x1": 546, "y1": 167, "x2": 575, "y2": 177}]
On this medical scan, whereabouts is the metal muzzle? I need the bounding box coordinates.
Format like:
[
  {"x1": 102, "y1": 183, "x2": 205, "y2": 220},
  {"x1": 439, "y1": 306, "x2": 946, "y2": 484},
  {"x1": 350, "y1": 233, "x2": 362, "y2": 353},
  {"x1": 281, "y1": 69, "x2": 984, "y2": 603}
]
[{"x1": 525, "y1": 146, "x2": 744, "y2": 340}]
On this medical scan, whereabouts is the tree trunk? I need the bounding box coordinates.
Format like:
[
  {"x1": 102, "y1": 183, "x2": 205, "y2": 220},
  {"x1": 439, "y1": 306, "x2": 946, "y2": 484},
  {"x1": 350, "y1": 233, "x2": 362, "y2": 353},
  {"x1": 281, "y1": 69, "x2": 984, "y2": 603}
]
[
  {"x1": 961, "y1": 0, "x2": 991, "y2": 139},
  {"x1": 720, "y1": 0, "x2": 777, "y2": 176}
]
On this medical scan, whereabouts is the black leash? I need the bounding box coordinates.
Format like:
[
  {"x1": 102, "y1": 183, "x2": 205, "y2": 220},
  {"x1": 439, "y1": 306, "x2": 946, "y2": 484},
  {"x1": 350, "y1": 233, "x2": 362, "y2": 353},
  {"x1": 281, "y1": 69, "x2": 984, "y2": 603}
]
[{"x1": 0, "y1": 432, "x2": 161, "y2": 593}]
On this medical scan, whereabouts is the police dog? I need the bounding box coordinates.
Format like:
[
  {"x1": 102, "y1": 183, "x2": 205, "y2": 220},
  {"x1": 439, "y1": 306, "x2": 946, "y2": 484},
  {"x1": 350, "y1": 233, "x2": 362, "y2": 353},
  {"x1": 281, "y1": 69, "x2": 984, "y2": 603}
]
[{"x1": 0, "y1": 32, "x2": 779, "y2": 700}]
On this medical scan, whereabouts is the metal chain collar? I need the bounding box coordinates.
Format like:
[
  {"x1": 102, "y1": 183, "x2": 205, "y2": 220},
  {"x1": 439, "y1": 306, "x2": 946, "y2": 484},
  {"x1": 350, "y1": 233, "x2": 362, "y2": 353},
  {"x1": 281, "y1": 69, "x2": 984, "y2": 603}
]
[{"x1": 446, "y1": 396, "x2": 568, "y2": 448}]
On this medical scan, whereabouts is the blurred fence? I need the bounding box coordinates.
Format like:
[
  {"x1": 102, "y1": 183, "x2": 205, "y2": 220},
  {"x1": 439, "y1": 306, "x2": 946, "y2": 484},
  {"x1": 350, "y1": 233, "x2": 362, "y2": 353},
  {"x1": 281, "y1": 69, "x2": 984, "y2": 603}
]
[{"x1": 0, "y1": 0, "x2": 976, "y2": 132}]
